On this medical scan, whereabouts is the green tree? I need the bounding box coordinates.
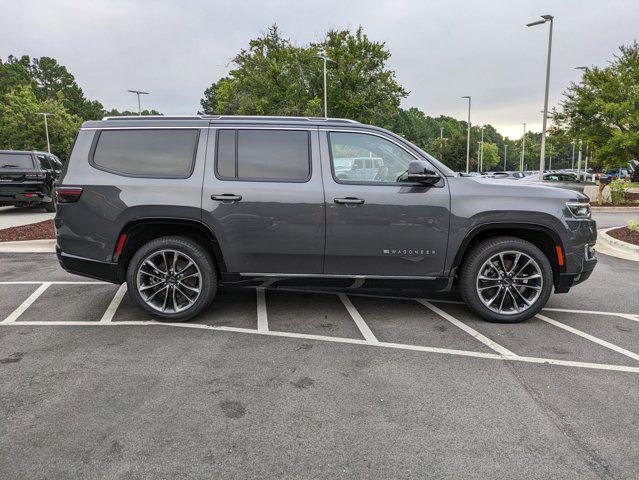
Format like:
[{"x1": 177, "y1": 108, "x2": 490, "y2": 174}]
[
  {"x1": 0, "y1": 85, "x2": 82, "y2": 160},
  {"x1": 480, "y1": 142, "x2": 500, "y2": 170},
  {"x1": 555, "y1": 41, "x2": 639, "y2": 168},
  {"x1": 104, "y1": 108, "x2": 162, "y2": 116},
  {"x1": 200, "y1": 25, "x2": 408, "y2": 124},
  {"x1": 0, "y1": 55, "x2": 104, "y2": 120}
]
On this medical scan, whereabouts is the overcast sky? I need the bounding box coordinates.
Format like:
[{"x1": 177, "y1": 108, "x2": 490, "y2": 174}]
[{"x1": 1, "y1": 0, "x2": 637, "y2": 138}]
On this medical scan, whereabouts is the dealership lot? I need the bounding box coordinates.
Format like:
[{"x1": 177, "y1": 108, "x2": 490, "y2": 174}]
[{"x1": 1, "y1": 233, "x2": 638, "y2": 478}]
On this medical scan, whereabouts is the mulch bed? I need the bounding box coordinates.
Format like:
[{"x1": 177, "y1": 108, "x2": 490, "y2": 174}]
[
  {"x1": 608, "y1": 226, "x2": 639, "y2": 246},
  {"x1": 0, "y1": 219, "x2": 55, "y2": 242}
]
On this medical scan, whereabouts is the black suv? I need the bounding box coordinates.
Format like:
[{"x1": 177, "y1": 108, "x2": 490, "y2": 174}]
[
  {"x1": 55, "y1": 116, "x2": 597, "y2": 323},
  {"x1": 0, "y1": 150, "x2": 63, "y2": 212}
]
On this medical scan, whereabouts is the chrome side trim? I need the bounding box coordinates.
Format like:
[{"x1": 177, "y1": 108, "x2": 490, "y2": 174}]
[
  {"x1": 60, "y1": 251, "x2": 117, "y2": 265},
  {"x1": 238, "y1": 273, "x2": 437, "y2": 280}
]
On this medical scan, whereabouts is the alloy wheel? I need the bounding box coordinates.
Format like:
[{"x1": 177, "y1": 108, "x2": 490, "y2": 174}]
[
  {"x1": 475, "y1": 250, "x2": 543, "y2": 315},
  {"x1": 136, "y1": 249, "x2": 202, "y2": 314}
]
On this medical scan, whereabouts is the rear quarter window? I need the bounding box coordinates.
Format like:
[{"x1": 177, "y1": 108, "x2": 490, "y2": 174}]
[{"x1": 90, "y1": 129, "x2": 199, "y2": 178}]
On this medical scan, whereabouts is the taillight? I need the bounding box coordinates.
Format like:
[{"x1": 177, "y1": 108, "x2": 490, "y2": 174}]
[{"x1": 56, "y1": 187, "x2": 83, "y2": 203}]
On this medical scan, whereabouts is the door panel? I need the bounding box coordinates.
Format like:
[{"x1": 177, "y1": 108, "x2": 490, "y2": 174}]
[
  {"x1": 320, "y1": 129, "x2": 450, "y2": 277},
  {"x1": 202, "y1": 127, "x2": 325, "y2": 274}
]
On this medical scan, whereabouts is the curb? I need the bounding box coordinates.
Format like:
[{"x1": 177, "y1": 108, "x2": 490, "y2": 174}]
[
  {"x1": 596, "y1": 228, "x2": 639, "y2": 262},
  {"x1": 591, "y1": 206, "x2": 639, "y2": 212},
  {"x1": 0, "y1": 239, "x2": 56, "y2": 253}
]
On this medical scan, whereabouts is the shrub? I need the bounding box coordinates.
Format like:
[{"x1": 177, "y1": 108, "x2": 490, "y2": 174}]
[
  {"x1": 628, "y1": 220, "x2": 639, "y2": 232},
  {"x1": 609, "y1": 179, "x2": 629, "y2": 205}
]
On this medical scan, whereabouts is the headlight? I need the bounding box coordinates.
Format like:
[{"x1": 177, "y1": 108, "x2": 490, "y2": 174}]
[{"x1": 566, "y1": 202, "x2": 591, "y2": 218}]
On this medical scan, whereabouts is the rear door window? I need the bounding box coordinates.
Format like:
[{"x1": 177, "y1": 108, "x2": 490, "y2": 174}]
[
  {"x1": 91, "y1": 129, "x2": 199, "y2": 178},
  {"x1": 216, "y1": 129, "x2": 310, "y2": 182},
  {"x1": 0, "y1": 153, "x2": 34, "y2": 169}
]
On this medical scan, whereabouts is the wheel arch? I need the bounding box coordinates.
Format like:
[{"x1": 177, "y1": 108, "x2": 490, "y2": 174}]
[
  {"x1": 451, "y1": 222, "x2": 565, "y2": 285},
  {"x1": 114, "y1": 218, "x2": 226, "y2": 281}
]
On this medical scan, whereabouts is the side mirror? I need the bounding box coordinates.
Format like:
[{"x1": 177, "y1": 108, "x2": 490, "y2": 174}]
[{"x1": 406, "y1": 160, "x2": 440, "y2": 185}]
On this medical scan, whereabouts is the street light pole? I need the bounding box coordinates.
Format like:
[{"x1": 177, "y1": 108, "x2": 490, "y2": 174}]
[
  {"x1": 477, "y1": 141, "x2": 482, "y2": 173},
  {"x1": 479, "y1": 126, "x2": 484, "y2": 172},
  {"x1": 571, "y1": 140, "x2": 575, "y2": 169},
  {"x1": 462, "y1": 96, "x2": 471, "y2": 173},
  {"x1": 36, "y1": 112, "x2": 53, "y2": 153},
  {"x1": 520, "y1": 123, "x2": 526, "y2": 171},
  {"x1": 314, "y1": 53, "x2": 335, "y2": 118},
  {"x1": 127, "y1": 90, "x2": 149, "y2": 115},
  {"x1": 504, "y1": 144, "x2": 507, "y2": 171},
  {"x1": 577, "y1": 139, "x2": 583, "y2": 177},
  {"x1": 527, "y1": 14, "x2": 554, "y2": 175}
]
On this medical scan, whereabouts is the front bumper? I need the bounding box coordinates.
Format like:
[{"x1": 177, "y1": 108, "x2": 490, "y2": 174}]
[{"x1": 555, "y1": 218, "x2": 597, "y2": 293}]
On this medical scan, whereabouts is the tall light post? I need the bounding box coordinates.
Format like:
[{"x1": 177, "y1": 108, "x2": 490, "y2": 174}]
[
  {"x1": 577, "y1": 139, "x2": 583, "y2": 177},
  {"x1": 571, "y1": 140, "x2": 575, "y2": 169},
  {"x1": 584, "y1": 142, "x2": 589, "y2": 177},
  {"x1": 314, "y1": 53, "x2": 336, "y2": 118},
  {"x1": 440, "y1": 127, "x2": 448, "y2": 159},
  {"x1": 503, "y1": 144, "x2": 507, "y2": 171},
  {"x1": 476, "y1": 141, "x2": 482, "y2": 173},
  {"x1": 527, "y1": 14, "x2": 554, "y2": 175},
  {"x1": 462, "y1": 96, "x2": 471, "y2": 173},
  {"x1": 479, "y1": 126, "x2": 485, "y2": 172},
  {"x1": 520, "y1": 123, "x2": 526, "y2": 171},
  {"x1": 127, "y1": 90, "x2": 149, "y2": 115},
  {"x1": 36, "y1": 112, "x2": 53, "y2": 153}
]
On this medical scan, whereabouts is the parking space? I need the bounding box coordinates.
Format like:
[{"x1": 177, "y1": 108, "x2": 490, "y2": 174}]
[
  {"x1": 2, "y1": 280, "x2": 638, "y2": 374},
  {"x1": 1, "y1": 235, "x2": 638, "y2": 479}
]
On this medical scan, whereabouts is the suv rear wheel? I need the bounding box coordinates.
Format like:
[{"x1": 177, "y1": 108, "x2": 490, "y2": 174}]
[
  {"x1": 459, "y1": 236, "x2": 553, "y2": 323},
  {"x1": 126, "y1": 236, "x2": 217, "y2": 322}
]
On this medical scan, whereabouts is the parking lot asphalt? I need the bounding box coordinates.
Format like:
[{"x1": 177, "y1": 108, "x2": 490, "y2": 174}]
[
  {"x1": 0, "y1": 205, "x2": 54, "y2": 229},
  {"x1": 1, "y1": 216, "x2": 638, "y2": 479}
]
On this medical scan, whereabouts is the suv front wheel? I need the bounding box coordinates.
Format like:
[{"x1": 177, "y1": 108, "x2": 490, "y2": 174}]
[
  {"x1": 459, "y1": 236, "x2": 553, "y2": 323},
  {"x1": 127, "y1": 236, "x2": 218, "y2": 322}
]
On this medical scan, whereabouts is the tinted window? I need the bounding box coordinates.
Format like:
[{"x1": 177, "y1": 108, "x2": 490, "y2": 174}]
[
  {"x1": 37, "y1": 155, "x2": 51, "y2": 170},
  {"x1": 329, "y1": 132, "x2": 424, "y2": 184},
  {"x1": 48, "y1": 156, "x2": 63, "y2": 171},
  {"x1": 216, "y1": 130, "x2": 236, "y2": 178},
  {"x1": 217, "y1": 130, "x2": 310, "y2": 181},
  {"x1": 92, "y1": 129, "x2": 198, "y2": 177},
  {"x1": 0, "y1": 153, "x2": 34, "y2": 169}
]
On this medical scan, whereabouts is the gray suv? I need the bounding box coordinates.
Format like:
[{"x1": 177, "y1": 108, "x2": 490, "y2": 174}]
[{"x1": 54, "y1": 116, "x2": 597, "y2": 323}]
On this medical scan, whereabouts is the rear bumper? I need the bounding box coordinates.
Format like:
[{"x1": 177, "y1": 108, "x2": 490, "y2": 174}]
[
  {"x1": 0, "y1": 186, "x2": 50, "y2": 204},
  {"x1": 56, "y1": 248, "x2": 122, "y2": 284}
]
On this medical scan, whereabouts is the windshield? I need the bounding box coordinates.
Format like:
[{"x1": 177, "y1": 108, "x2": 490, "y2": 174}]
[{"x1": 0, "y1": 153, "x2": 35, "y2": 169}]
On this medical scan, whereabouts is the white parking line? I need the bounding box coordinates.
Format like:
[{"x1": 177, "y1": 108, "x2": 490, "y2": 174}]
[
  {"x1": 256, "y1": 288, "x2": 268, "y2": 332},
  {"x1": 542, "y1": 307, "x2": 639, "y2": 323},
  {"x1": 2, "y1": 320, "x2": 638, "y2": 374},
  {"x1": 536, "y1": 313, "x2": 639, "y2": 362},
  {"x1": 2, "y1": 282, "x2": 51, "y2": 323},
  {"x1": 338, "y1": 293, "x2": 379, "y2": 344},
  {"x1": 99, "y1": 283, "x2": 127, "y2": 323},
  {"x1": 0, "y1": 281, "x2": 107, "y2": 285},
  {"x1": 417, "y1": 300, "x2": 517, "y2": 357}
]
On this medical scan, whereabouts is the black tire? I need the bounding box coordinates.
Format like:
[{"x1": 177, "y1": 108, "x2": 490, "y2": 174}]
[
  {"x1": 459, "y1": 236, "x2": 553, "y2": 323},
  {"x1": 126, "y1": 236, "x2": 217, "y2": 322},
  {"x1": 44, "y1": 200, "x2": 56, "y2": 212}
]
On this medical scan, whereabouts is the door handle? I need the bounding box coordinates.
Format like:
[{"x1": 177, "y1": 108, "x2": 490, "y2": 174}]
[
  {"x1": 211, "y1": 194, "x2": 242, "y2": 203},
  {"x1": 334, "y1": 197, "x2": 365, "y2": 205}
]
